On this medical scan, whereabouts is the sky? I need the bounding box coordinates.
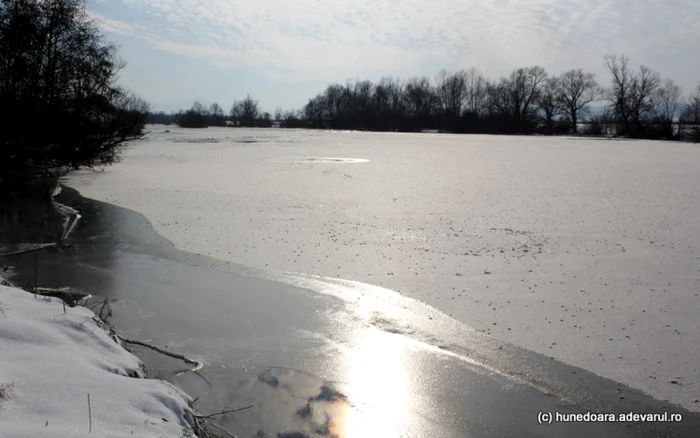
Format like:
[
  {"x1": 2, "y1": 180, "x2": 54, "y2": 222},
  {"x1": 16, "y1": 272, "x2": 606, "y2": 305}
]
[{"x1": 87, "y1": 0, "x2": 700, "y2": 114}]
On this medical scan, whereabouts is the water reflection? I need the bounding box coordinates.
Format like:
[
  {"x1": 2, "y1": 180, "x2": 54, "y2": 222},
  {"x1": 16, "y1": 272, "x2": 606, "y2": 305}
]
[
  {"x1": 205, "y1": 325, "x2": 417, "y2": 438},
  {"x1": 337, "y1": 329, "x2": 410, "y2": 437},
  {"x1": 0, "y1": 194, "x2": 79, "y2": 255}
]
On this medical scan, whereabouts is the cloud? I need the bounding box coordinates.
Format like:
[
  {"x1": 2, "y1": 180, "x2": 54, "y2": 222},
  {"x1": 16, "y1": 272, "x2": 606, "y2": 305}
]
[
  {"x1": 86, "y1": 11, "x2": 137, "y2": 37},
  {"x1": 91, "y1": 0, "x2": 700, "y2": 86}
]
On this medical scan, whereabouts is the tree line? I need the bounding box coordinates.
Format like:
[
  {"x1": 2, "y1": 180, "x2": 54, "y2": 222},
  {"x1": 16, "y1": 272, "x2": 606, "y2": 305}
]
[
  {"x1": 157, "y1": 55, "x2": 700, "y2": 142},
  {"x1": 148, "y1": 95, "x2": 307, "y2": 128},
  {"x1": 299, "y1": 57, "x2": 698, "y2": 140},
  {"x1": 0, "y1": 0, "x2": 149, "y2": 197}
]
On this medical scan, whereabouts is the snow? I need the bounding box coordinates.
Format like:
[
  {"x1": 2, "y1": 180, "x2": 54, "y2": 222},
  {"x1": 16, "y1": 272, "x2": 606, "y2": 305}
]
[{"x1": 0, "y1": 283, "x2": 197, "y2": 438}]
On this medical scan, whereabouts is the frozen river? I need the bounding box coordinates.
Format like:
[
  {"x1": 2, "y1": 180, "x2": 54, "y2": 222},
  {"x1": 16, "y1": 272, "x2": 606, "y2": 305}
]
[{"x1": 69, "y1": 126, "x2": 700, "y2": 413}]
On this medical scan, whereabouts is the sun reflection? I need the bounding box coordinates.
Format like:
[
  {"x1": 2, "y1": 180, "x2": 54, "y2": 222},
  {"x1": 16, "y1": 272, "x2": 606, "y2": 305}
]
[{"x1": 331, "y1": 329, "x2": 411, "y2": 438}]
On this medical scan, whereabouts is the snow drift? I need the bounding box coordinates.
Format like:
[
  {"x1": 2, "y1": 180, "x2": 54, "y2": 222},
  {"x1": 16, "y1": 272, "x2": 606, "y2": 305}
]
[{"x1": 0, "y1": 283, "x2": 197, "y2": 438}]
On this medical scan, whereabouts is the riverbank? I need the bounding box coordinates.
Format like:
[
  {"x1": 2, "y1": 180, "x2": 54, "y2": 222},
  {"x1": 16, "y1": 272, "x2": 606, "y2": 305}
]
[{"x1": 0, "y1": 279, "x2": 198, "y2": 437}]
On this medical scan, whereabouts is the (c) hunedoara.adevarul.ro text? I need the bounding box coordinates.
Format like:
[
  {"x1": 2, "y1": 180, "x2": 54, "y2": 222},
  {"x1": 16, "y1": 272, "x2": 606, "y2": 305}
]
[{"x1": 537, "y1": 411, "x2": 683, "y2": 425}]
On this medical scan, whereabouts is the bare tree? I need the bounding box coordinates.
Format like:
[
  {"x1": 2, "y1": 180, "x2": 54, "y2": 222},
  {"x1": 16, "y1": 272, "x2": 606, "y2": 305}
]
[
  {"x1": 384, "y1": 77, "x2": 405, "y2": 127},
  {"x1": 209, "y1": 103, "x2": 225, "y2": 126},
  {"x1": 353, "y1": 80, "x2": 374, "y2": 129},
  {"x1": 434, "y1": 69, "x2": 467, "y2": 120},
  {"x1": 604, "y1": 54, "x2": 661, "y2": 137},
  {"x1": 483, "y1": 80, "x2": 501, "y2": 117},
  {"x1": 259, "y1": 111, "x2": 271, "y2": 127},
  {"x1": 282, "y1": 109, "x2": 302, "y2": 127},
  {"x1": 654, "y1": 79, "x2": 682, "y2": 138},
  {"x1": 230, "y1": 101, "x2": 242, "y2": 122},
  {"x1": 628, "y1": 65, "x2": 661, "y2": 133},
  {"x1": 274, "y1": 107, "x2": 283, "y2": 121},
  {"x1": 112, "y1": 91, "x2": 151, "y2": 136},
  {"x1": 463, "y1": 68, "x2": 488, "y2": 115},
  {"x1": 372, "y1": 78, "x2": 392, "y2": 130},
  {"x1": 681, "y1": 84, "x2": 700, "y2": 142},
  {"x1": 434, "y1": 70, "x2": 450, "y2": 116},
  {"x1": 241, "y1": 96, "x2": 260, "y2": 126},
  {"x1": 404, "y1": 76, "x2": 437, "y2": 128},
  {"x1": 230, "y1": 95, "x2": 260, "y2": 126},
  {"x1": 191, "y1": 101, "x2": 208, "y2": 116},
  {"x1": 174, "y1": 101, "x2": 207, "y2": 128},
  {"x1": 603, "y1": 54, "x2": 635, "y2": 135},
  {"x1": 553, "y1": 69, "x2": 600, "y2": 134},
  {"x1": 537, "y1": 78, "x2": 564, "y2": 134},
  {"x1": 303, "y1": 94, "x2": 325, "y2": 127},
  {"x1": 489, "y1": 66, "x2": 548, "y2": 132},
  {"x1": 502, "y1": 66, "x2": 548, "y2": 122},
  {"x1": 321, "y1": 84, "x2": 343, "y2": 124}
]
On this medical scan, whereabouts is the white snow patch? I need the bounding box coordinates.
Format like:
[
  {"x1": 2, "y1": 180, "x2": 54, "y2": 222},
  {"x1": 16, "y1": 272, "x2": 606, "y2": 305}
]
[{"x1": 0, "y1": 284, "x2": 197, "y2": 438}]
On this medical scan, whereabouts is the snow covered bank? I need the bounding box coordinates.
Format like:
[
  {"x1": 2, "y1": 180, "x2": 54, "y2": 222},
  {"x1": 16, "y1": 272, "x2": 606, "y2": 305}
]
[{"x1": 0, "y1": 283, "x2": 198, "y2": 438}]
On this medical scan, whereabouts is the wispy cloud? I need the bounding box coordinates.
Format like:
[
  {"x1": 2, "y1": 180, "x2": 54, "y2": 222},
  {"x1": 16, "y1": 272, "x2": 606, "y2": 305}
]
[
  {"x1": 90, "y1": 0, "x2": 700, "y2": 85},
  {"x1": 86, "y1": 11, "x2": 136, "y2": 37}
]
